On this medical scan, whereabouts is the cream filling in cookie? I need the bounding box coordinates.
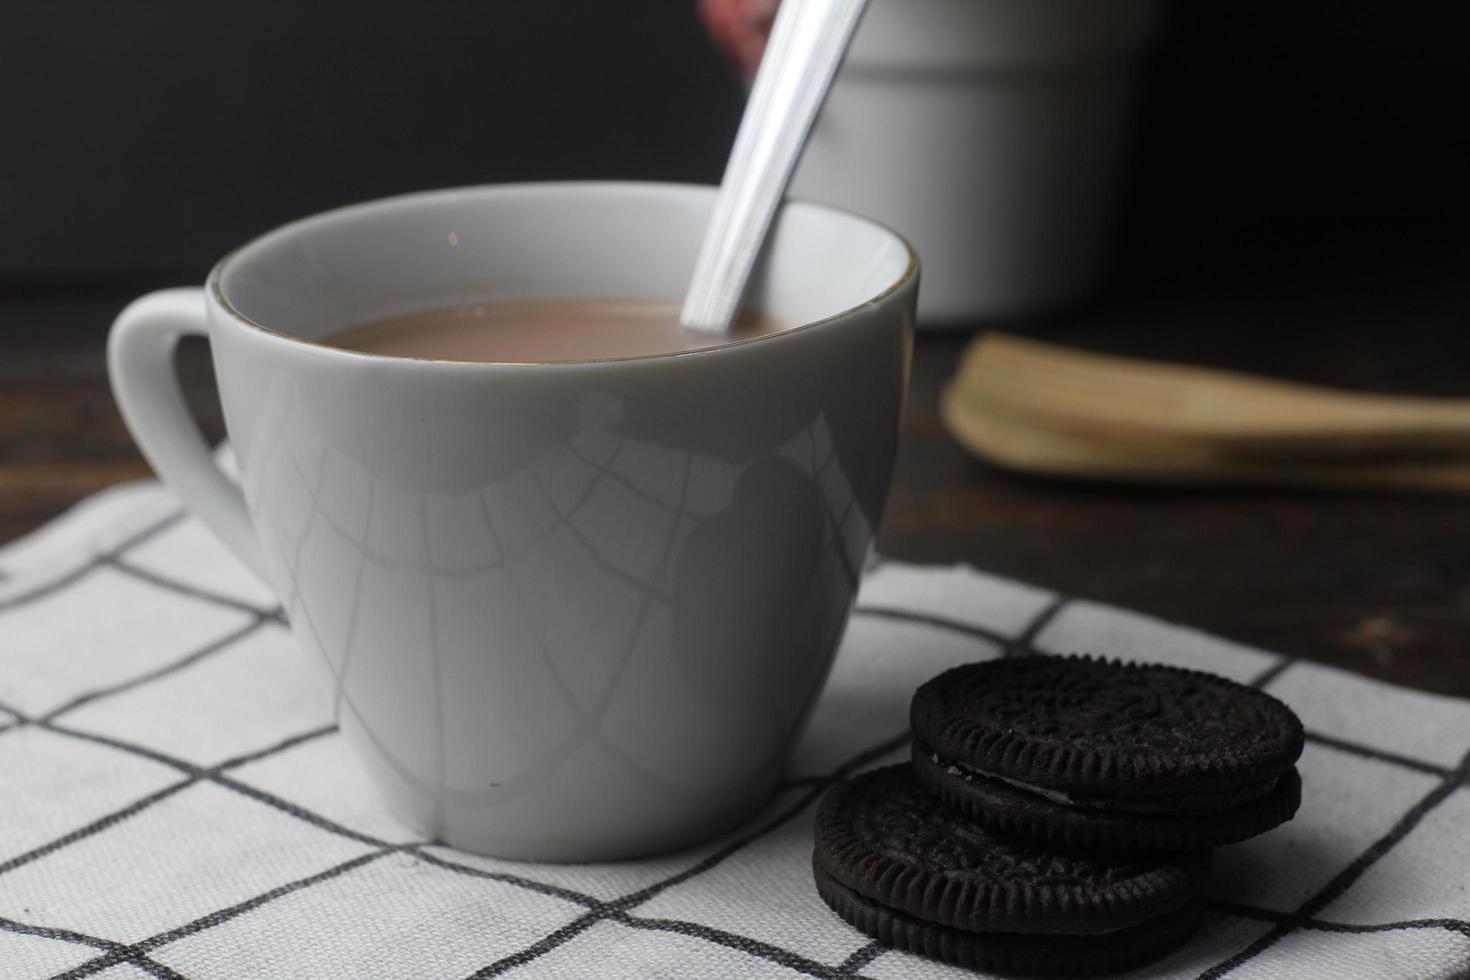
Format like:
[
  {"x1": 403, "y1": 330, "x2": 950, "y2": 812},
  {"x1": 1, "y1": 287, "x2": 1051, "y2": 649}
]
[{"x1": 938, "y1": 755, "x2": 1279, "y2": 815}]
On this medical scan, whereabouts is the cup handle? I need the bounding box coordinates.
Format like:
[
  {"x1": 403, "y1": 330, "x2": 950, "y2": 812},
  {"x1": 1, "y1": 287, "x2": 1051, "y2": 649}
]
[{"x1": 108, "y1": 287, "x2": 268, "y2": 581}]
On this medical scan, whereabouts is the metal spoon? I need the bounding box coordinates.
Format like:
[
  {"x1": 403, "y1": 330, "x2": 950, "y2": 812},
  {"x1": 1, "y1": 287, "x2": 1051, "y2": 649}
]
[{"x1": 680, "y1": 0, "x2": 869, "y2": 332}]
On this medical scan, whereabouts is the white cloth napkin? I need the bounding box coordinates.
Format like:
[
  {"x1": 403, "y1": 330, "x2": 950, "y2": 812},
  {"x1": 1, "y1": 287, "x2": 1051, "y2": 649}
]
[{"x1": 2, "y1": 481, "x2": 1467, "y2": 980}]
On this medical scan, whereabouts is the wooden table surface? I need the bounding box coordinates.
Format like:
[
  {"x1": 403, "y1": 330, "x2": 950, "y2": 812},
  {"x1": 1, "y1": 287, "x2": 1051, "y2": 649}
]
[{"x1": 4, "y1": 243, "x2": 1468, "y2": 698}]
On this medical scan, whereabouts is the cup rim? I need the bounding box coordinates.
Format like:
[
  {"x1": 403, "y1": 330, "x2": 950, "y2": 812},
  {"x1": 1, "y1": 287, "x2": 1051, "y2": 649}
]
[{"x1": 205, "y1": 180, "x2": 918, "y2": 368}]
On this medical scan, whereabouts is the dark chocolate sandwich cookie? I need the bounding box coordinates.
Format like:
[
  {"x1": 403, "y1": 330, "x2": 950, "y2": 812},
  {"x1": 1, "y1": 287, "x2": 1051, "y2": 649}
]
[
  {"x1": 813, "y1": 766, "x2": 1207, "y2": 976},
  {"x1": 911, "y1": 655, "x2": 1304, "y2": 851}
]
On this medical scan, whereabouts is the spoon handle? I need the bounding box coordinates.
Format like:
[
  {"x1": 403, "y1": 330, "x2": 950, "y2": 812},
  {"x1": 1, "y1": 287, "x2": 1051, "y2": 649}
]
[{"x1": 681, "y1": 0, "x2": 869, "y2": 332}]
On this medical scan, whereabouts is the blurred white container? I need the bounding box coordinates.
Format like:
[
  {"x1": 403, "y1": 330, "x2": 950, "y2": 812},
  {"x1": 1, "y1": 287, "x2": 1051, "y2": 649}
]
[{"x1": 791, "y1": 0, "x2": 1163, "y2": 326}]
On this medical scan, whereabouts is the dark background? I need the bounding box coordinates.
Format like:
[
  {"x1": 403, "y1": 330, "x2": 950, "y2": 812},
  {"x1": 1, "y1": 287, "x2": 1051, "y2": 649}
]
[{"x1": 1, "y1": 1, "x2": 1465, "y2": 287}]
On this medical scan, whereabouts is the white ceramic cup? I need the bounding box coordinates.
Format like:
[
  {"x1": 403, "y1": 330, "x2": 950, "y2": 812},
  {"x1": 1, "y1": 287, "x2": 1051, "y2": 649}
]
[
  {"x1": 108, "y1": 182, "x2": 917, "y2": 861},
  {"x1": 792, "y1": 0, "x2": 1162, "y2": 325}
]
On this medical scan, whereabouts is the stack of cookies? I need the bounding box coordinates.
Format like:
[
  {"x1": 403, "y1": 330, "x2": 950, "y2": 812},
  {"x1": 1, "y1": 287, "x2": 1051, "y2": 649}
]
[{"x1": 813, "y1": 655, "x2": 1305, "y2": 976}]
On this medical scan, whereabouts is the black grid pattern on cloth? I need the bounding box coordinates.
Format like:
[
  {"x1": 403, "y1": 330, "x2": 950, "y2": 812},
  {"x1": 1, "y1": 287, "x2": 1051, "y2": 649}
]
[
  {"x1": 0, "y1": 489, "x2": 910, "y2": 980},
  {"x1": 0, "y1": 501, "x2": 1467, "y2": 979},
  {"x1": 1202, "y1": 634, "x2": 1470, "y2": 977}
]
